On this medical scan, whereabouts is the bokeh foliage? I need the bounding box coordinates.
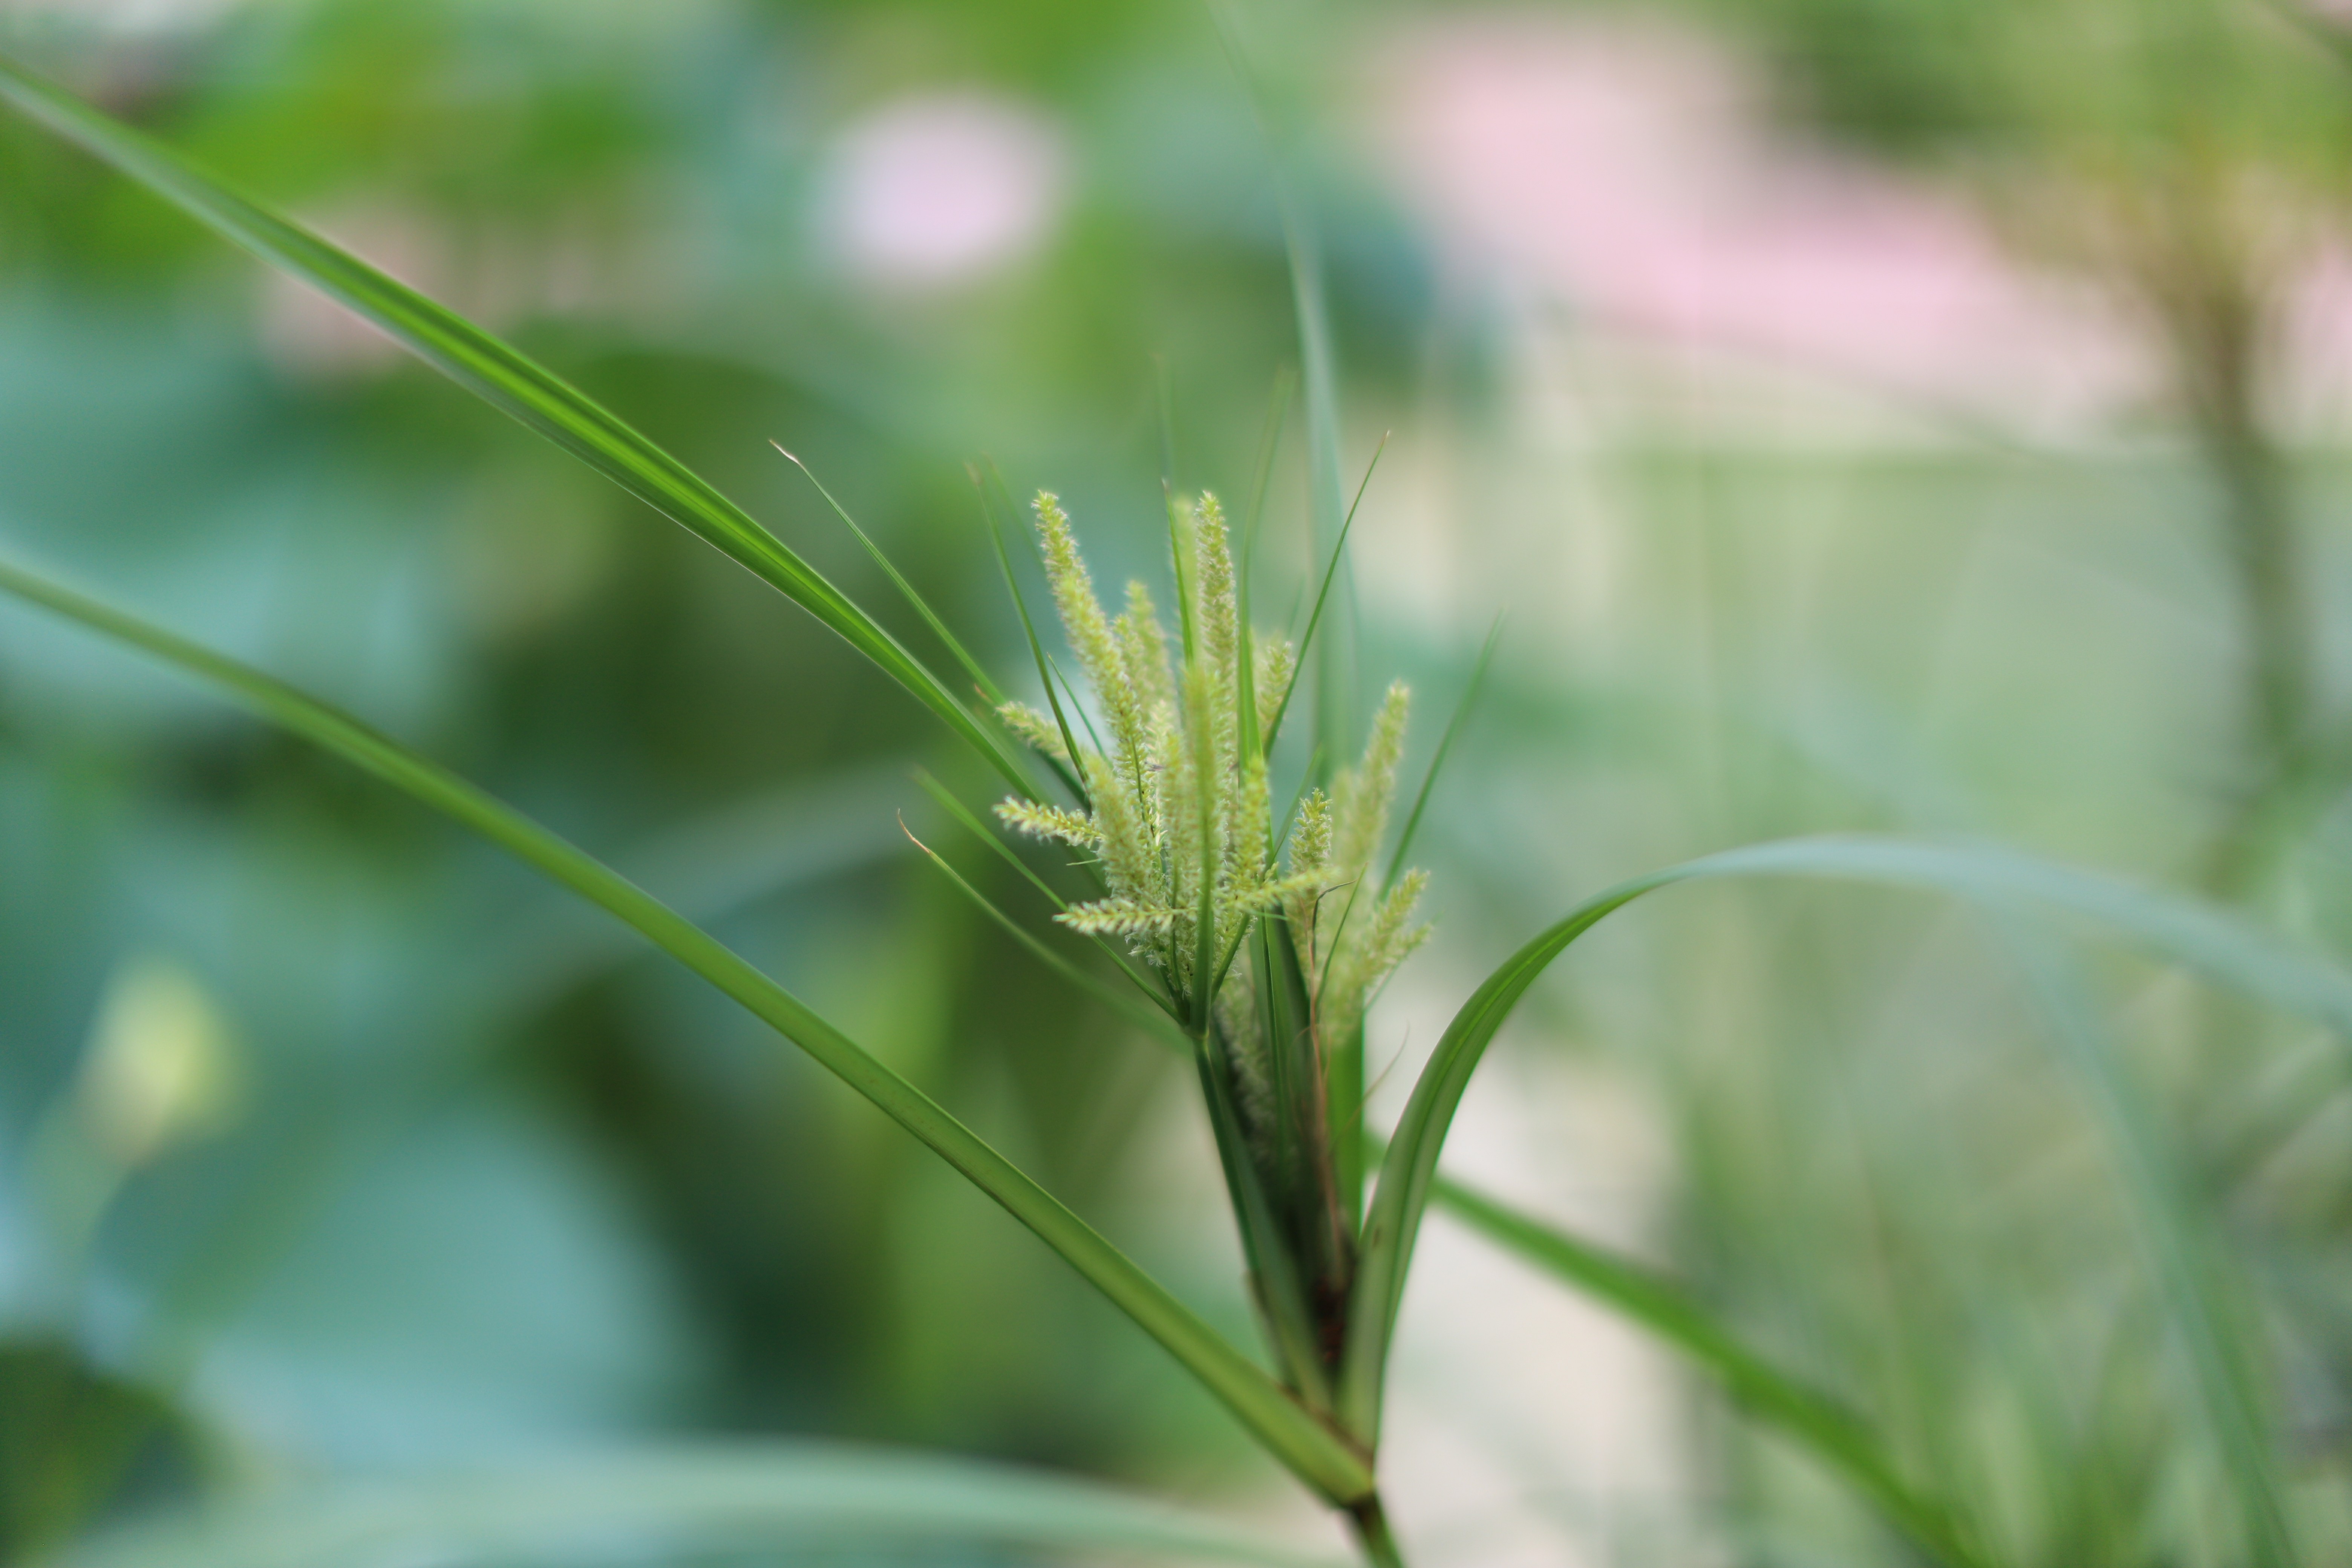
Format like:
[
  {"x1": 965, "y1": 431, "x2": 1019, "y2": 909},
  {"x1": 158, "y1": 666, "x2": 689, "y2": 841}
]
[{"x1": 11, "y1": 1, "x2": 2352, "y2": 1565}]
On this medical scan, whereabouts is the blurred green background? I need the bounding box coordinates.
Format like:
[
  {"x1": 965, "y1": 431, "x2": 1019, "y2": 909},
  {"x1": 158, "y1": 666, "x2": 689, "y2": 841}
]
[{"x1": 9, "y1": 0, "x2": 2352, "y2": 1563}]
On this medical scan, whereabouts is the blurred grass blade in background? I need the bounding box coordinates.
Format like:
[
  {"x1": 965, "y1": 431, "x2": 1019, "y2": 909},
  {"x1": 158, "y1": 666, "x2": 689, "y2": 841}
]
[
  {"x1": 1341, "y1": 835, "x2": 2352, "y2": 1450},
  {"x1": 0, "y1": 52, "x2": 1035, "y2": 796},
  {"x1": 1414, "y1": 1159, "x2": 1984, "y2": 1567},
  {"x1": 0, "y1": 556, "x2": 1377, "y2": 1508},
  {"x1": 2001, "y1": 927, "x2": 2295, "y2": 1567},
  {"x1": 42, "y1": 1441, "x2": 1346, "y2": 1568}
]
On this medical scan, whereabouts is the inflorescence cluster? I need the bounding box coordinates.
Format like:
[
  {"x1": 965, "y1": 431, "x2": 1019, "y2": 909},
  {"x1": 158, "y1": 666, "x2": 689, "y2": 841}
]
[{"x1": 994, "y1": 489, "x2": 1429, "y2": 1135}]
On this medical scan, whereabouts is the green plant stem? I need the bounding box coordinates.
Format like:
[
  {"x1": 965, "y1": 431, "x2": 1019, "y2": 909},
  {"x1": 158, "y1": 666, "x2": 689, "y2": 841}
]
[
  {"x1": 1344, "y1": 1495, "x2": 1407, "y2": 1568},
  {"x1": 2190, "y1": 389, "x2": 2314, "y2": 896},
  {"x1": 0, "y1": 556, "x2": 1375, "y2": 1510}
]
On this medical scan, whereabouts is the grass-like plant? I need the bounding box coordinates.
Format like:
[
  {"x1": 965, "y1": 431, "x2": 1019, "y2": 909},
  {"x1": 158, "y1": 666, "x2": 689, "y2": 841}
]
[{"x1": 7, "y1": 48, "x2": 2352, "y2": 1568}]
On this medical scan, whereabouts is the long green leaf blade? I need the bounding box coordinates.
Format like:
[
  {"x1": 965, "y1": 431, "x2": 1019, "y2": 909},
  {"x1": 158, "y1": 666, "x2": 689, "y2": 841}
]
[
  {"x1": 1264, "y1": 434, "x2": 1386, "y2": 755},
  {"x1": 0, "y1": 557, "x2": 1373, "y2": 1507},
  {"x1": 44, "y1": 1441, "x2": 1345, "y2": 1568},
  {"x1": 1412, "y1": 1161, "x2": 1985, "y2": 1568},
  {"x1": 0, "y1": 52, "x2": 1031, "y2": 796},
  {"x1": 1338, "y1": 834, "x2": 2352, "y2": 1450}
]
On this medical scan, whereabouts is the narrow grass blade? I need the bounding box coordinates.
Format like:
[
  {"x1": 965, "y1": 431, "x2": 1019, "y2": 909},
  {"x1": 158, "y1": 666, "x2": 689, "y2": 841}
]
[
  {"x1": 1268, "y1": 137, "x2": 1349, "y2": 770},
  {"x1": 773, "y1": 443, "x2": 1009, "y2": 710},
  {"x1": 1384, "y1": 617, "x2": 1500, "y2": 890},
  {"x1": 1286, "y1": 198, "x2": 1345, "y2": 580},
  {"x1": 975, "y1": 462, "x2": 1091, "y2": 807},
  {"x1": 1407, "y1": 1159, "x2": 1986, "y2": 1568},
  {"x1": 1268, "y1": 744, "x2": 1325, "y2": 866},
  {"x1": 911, "y1": 769, "x2": 1180, "y2": 1019},
  {"x1": 44, "y1": 1441, "x2": 1346, "y2": 1568},
  {"x1": 1264, "y1": 433, "x2": 1386, "y2": 755},
  {"x1": 1338, "y1": 833, "x2": 2352, "y2": 1450},
  {"x1": 917, "y1": 768, "x2": 1081, "y2": 911},
  {"x1": 1234, "y1": 369, "x2": 1292, "y2": 767},
  {"x1": 901, "y1": 816, "x2": 1188, "y2": 1052},
  {"x1": 1050, "y1": 653, "x2": 1111, "y2": 757},
  {"x1": 0, "y1": 558, "x2": 1374, "y2": 1508},
  {"x1": 0, "y1": 54, "x2": 1031, "y2": 797},
  {"x1": 1210, "y1": 5, "x2": 1349, "y2": 770}
]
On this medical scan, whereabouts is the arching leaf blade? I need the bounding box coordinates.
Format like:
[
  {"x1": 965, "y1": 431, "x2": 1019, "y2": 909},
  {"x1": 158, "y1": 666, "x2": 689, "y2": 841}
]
[
  {"x1": 1338, "y1": 834, "x2": 2352, "y2": 1450},
  {"x1": 0, "y1": 52, "x2": 1031, "y2": 796},
  {"x1": 0, "y1": 557, "x2": 1373, "y2": 1508}
]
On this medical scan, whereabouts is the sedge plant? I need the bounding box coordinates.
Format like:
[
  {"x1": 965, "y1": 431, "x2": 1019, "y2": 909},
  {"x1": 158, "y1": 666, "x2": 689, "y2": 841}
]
[
  {"x1": 9, "y1": 47, "x2": 2352, "y2": 1568},
  {"x1": 988, "y1": 484, "x2": 1428, "y2": 1552}
]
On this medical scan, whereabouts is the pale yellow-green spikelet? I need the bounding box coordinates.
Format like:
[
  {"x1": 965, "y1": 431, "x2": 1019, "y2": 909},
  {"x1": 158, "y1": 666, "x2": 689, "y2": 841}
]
[
  {"x1": 1288, "y1": 788, "x2": 1332, "y2": 879},
  {"x1": 1117, "y1": 581, "x2": 1176, "y2": 726},
  {"x1": 1149, "y1": 699, "x2": 1188, "y2": 903},
  {"x1": 1324, "y1": 868, "x2": 1430, "y2": 1043},
  {"x1": 996, "y1": 700, "x2": 1070, "y2": 762},
  {"x1": 1182, "y1": 658, "x2": 1223, "y2": 868},
  {"x1": 1060, "y1": 896, "x2": 1178, "y2": 938},
  {"x1": 1253, "y1": 636, "x2": 1295, "y2": 742},
  {"x1": 994, "y1": 798, "x2": 1098, "y2": 848},
  {"x1": 1007, "y1": 487, "x2": 1433, "y2": 1033},
  {"x1": 1214, "y1": 751, "x2": 1265, "y2": 954},
  {"x1": 1031, "y1": 493, "x2": 1117, "y2": 692},
  {"x1": 1162, "y1": 686, "x2": 1204, "y2": 907},
  {"x1": 1230, "y1": 868, "x2": 1323, "y2": 922},
  {"x1": 1034, "y1": 492, "x2": 1148, "y2": 780},
  {"x1": 1363, "y1": 869, "x2": 1432, "y2": 988},
  {"x1": 1333, "y1": 681, "x2": 1410, "y2": 875},
  {"x1": 1179, "y1": 658, "x2": 1228, "y2": 984},
  {"x1": 1194, "y1": 493, "x2": 1239, "y2": 707},
  {"x1": 1084, "y1": 753, "x2": 1155, "y2": 902},
  {"x1": 1231, "y1": 749, "x2": 1269, "y2": 888},
  {"x1": 1284, "y1": 788, "x2": 1333, "y2": 962}
]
